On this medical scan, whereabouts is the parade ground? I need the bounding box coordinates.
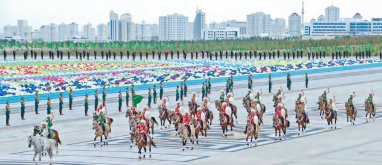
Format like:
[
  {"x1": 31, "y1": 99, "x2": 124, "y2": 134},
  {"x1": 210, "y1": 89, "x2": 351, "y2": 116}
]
[{"x1": 0, "y1": 63, "x2": 381, "y2": 165}]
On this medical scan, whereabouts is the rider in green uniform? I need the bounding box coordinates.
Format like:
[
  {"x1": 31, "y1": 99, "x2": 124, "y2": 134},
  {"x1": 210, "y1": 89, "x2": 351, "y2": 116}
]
[
  {"x1": 367, "y1": 91, "x2": 375, "y2": 111},
  {"x1": 220, "y1": 90, "x2": 225, "y2": 102},
  {"x1": 347, "y1": 92, "x2": 356, "y2": 114},
  {"x1": 98, "y1": 111, "x2": 106, "y2": 132}
]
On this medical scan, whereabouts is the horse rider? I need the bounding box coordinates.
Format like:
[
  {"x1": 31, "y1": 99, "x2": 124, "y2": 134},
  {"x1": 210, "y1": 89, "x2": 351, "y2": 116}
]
[
  {"x1": 196, "y1": 107, "x2": 204, "y2": 130},
  {"x1": 175, "y1": 101, "x2": 183, "y2": 123},
  {"x1": 136, "y1": 120, "x2": 148, "y2": 145},
  {"x1": 98, "y1": 111, "x2": 106, "y2": 133},
  {"x1": 221, "y1": 102, "x2": 230, "y2": 124},
  {"x1": 276, "y1": 87, "x2": 284, "y2": 98},
  {"x1": 244, "y1": 109, "x2": 256, "y2": 134},
  {"x1": 183, "y1": 112, "x2": 191, "y2": 137},
  {"x1": 275, "y1": 103, "x2": 285, "y2": 127},
  {"x1": 161, "y1": 98, "x2": 168, "y2": 118},
  {"x1": 254, "y1": 89, "x2": 263, "y2": 105},
  {"x1": 327, "y1": 96, "x2": 337, "y2": 119},
  {"x1": 191, "y1": 92, "x2": 197, "y2": 110},
  {"x1": 131, "y1": 106, "x2": 138, "y2": 116},
  {"x1": 296, "y1": 90, "x2": 305, "y2": 104},
  {"x1": 367, "y1": 91, "x2": 375, "y2": 111},
  {"x1": 220, "y1": 90, "x2": 225, "y2": 103},
  {"x1": 40, "y1": 121, "x2": 52, "y2": 139},
  {"x1": 226, "y1": 93, "x2": 234, "y2": 114},
  {"x1": 202, "y1": 97, "x2": 210, "y2": 119},
  {"x1": 321, "y1": 89, "x2": 329, "y2": 108},
  {"x1": 142, "y1": 107, "x2": 149, "y2": 121},
  {"x1": 347, "y1": 91, "x2": 356, "y2": 114}
]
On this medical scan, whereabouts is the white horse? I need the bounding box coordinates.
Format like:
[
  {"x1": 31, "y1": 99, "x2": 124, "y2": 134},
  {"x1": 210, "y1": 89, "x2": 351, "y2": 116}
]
[{"x1": 28, "y1": 135, "x2": 55, "y2": 165}]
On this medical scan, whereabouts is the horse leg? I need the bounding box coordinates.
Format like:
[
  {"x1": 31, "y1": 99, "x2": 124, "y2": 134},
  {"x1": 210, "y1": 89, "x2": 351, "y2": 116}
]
[
  {"x1": 33, "y1": 151, "x2": 37, "y2": 162},
  {"x1": 48, "y1": 149, "x2": 53, "y2": 165},
  {"x1": 246, "y1": 135, "x2": 249, "y2": 146},
  {"x1": 143, "y1": 147, "x2": 147, "y2": 159},
  {"x1": 138, "y1": 147, "x2": 142, "y2": 159},
  {"x1": 93, "y1": 136, "x2": 97, "y2": 147}
]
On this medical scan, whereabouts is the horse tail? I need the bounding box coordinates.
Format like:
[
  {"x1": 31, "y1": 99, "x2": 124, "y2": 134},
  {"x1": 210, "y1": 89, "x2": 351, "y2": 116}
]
[
  {"x1": 53, "y1": 130, "x2": 61, "y2": 145},
  {"x1": 109, "y1": 118, "x2": 114, "y2": 124},
  {"x1": 151, "y1": 117, "x2": 158, "y2": 125}
]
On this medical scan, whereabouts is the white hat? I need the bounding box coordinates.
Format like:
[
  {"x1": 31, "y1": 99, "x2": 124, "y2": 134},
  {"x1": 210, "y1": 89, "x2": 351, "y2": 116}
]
[
  {"x1": 251, "y1": 109, "x2": 255, "y2": 113},
  {"x1": 41, "y1": 121, "x2": 47, "y2": 125},
  {"x1": 221, "y1": 90, "x2": 224, "y2": 93},
  {"x1": 222, "y1": 102, "x2": 227, "y2": 106},
  {"x1": 192, "y1": 92, "x2": 197, "y2": 95},
  {"x1": 277, "y1": 103, "x2": 283, "y2": 107},
  {"x1": 140, "y1": 120, "x2": 146, "y2": 124},
  {"x1": 176, "y1": 101, "x2": 181, "y2": 104},
  {"x1": 253, "y1": 99, "x2": 258, "y2": 102}
]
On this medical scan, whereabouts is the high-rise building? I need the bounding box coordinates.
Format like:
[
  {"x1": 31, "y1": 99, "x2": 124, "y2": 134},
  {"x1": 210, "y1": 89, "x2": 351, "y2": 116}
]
[
  {"x1": 83, "y1": 23, "x2": 96, "y2": 41},
  {"x1": 109, "y1": 10, "x2": 120, "y2": 41},
  {"x1": 17, "y1": 20, "x2": 32, "y2": 40},
  {"x1": 325, "y1": 5, "x2": 340, "y2": 21},
  {"x1": 58, "y1": 23, "x2": 69, "y2": 41},
  {"x1": 38, "y1": 23, "x2": 58, "y2": 42},
  {"x1": 68, "y1": 23, "x2": 79, "y2": 39},
  {"x1": 270, "y1": 18, "x2": 286, "y2": 37},
  {"x1": 120, "y1": 13, "x2": 133, "y2": 41},
  {"x1": 193, "y1": 9, "x2": 206, "y2": 40},
  {"x1": 246, "y1": 12, "x2": 271, "y2": 37},
  {"x1": 149, "y1": 24, "x2": 159, "y2": 41},
  {"x1": 188, "y1": 22, "x2": 194, "y2": 40},
  {"x1": 159, "y1": 13, "x2": 188, "y2": 41},
  {"x1": 130, "y1": 22, "x2": 152, "y2": 41},
  {"x1": 97, "y1": 24, "x2": 108, "y2": 41},
  {"x1": 208, "y1": 20, "x2": 247, "y2": 38},
  {"x1": 288, "y1": 13, "x2": 302, "y2": 37}
]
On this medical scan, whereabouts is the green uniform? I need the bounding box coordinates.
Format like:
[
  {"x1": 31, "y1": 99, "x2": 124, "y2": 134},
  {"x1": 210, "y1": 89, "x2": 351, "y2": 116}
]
[
  {"x1": 160, "y1": 85, "x2": 163, "y2": 100},
  {"x1": 47, "y1": 101, "x2": 52, "y2": 115},
  {"x1": 268, "y1": 76, "x2": 272, "y2": 93},
  {"x1": 287, "y1": 74, "x2": 291, "y2": 90},
  {"x1": 98, "y1": 114, "x2": 106, "y2": 131},
  {"x1": 305, "y1": 73, "x2": 309, "y2": 88},
  {"x1": 202, "y1": 85, "x2": 205, "y2": 99},
  {"x1": 35, "y1": 94, "x2": 39, "y2": 114},
  {"x1": 102, "y1": 89, "x2": 106, "y2": 103},
  {"x1": 46, "y1": 117, "x2": 53, "y2": 128},
  {"x1": 255, "y1": 95, "x2": 261, "y2": 104},
  {"x1": 125, "y1": 90, "x2": 129, "y2": 107},
  {"x1": 297, "y1": 95, "x2": 302, "y2": 102},
  {"x1": 248, "y1": 76, "x2": 252, "y2": 89},
  {"x1": 367, "y1": 96, "x2": 373, "y2": 102},
  {"x1": 85, "y1": 97, "x2": 89, "y2": 115},
  {"x1": 176, "y1": 88, "x2": 179, "y2": 101},
  {"x1": 118, "y1": 94, "x2": 122, "y2": 111},
  {"x1": 226, "y1": 84, "x2": 230, "y2": 94},
  {"x1": 208, "y1": 80, "x2": 211, "y2": 93},
  {"x1": 21, "y1": 100, "x2": 25, "y2": 119},
  {"x1": 220, "y1": 94, "x2": 225, "y2": 102},
  {"x1": 69, "y1": 92, "x2": 73, "y2": 110},
  {"x1": 59, "y1": 97, "x2": 63, "y2": 114},
  {"x1": 148, "y1": 91, "x2": 152, "y2": 107},
  {"x1": 184, "y1": 83, "x2": 187, "y2": 97},
  {"x1": 6, "y1": 105, "x2": 10, "y2": 125},
  {"x1": 153, "y1": 88, "x2": 157, "y2": 104}
]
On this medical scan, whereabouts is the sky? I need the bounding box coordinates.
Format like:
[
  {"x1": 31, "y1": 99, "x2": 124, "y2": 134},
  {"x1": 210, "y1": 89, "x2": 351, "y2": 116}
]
[{"x1": 0, "y1": 0, "x2": 381, "y2": 30}]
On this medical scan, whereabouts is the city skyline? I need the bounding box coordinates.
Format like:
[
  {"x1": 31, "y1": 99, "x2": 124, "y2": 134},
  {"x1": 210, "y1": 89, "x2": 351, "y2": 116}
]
[{"x1": 1, "y1": 0, "x2": 381, "y2": 31}]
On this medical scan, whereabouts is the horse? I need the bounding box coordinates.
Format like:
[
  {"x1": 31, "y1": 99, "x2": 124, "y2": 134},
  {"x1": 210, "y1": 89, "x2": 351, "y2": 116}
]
[
  {"x1": 365, "y1": 100, "x2": 376, "y2": 122},
  {"x1": 243, "y1": 97, "x2": 251, "y2": 113},
  {"x1": 50, "y1": 129, "x2": 61, "y2": 154},
  {"x1": 295, "y1": 103, "x2": 308, "y2": 135},
  {"x1": 215, "y1": 100, "x2": 238, "y2": 126},
  {"x1": 272, "y1": 108, "x2": 289, "y2": 140},
  {"x1": 219, "y1": 112, "x2": 231, "y2": 137},
  {"x1": 245, "y1": 116, "x2": 260, "y2": 147},
  {"x1": 253, "y1": 103, "x2": 266, "y2": 125},
  {"x1": 192, "y1": 118, "x2": 207, "y2": 144},
  {"x1": 132, "y1": 129, "x2": 156, "y2": 159},
  {"x1": 325, "y1": 108, "x2": 337, "y2": 130},
  {"x1": 92, "y1": 118, "x2": 113, "y2": 147},
  {"x1": 158, "y1": 105, "x2": 174, "y2": 129},
  {"x1": 345, "y1": 103, "x2": 357, "y2": 125},
  {"x1": 318, "y1": 97, "x2": 327, "y2": 119},
  {"x1": 179, "y1": 123, "x2": 195, "y2": 151},
  {"x1": 29, "y1": 126, "x2": 55, "y2": 165}
]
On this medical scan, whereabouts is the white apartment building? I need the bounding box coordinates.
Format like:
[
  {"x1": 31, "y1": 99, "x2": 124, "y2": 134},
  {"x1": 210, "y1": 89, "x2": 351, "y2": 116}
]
[{"x1": 159, "y1": 13, "x2": 189, "y2": 41}]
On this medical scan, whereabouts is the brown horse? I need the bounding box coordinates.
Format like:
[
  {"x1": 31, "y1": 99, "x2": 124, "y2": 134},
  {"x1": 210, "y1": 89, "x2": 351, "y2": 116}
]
[
  {"x1": 273, "y1": 108, "x2": 289, "y2": 140},
  {"x1": 172, "y1": 114, "x2": 182, "y2": 136},
  {"x1": 345, "y1": 103, "x2": 357, "y2": 125},
  {"x1": 215, "y1": 100, "x2": 237, "y2": 125},
  {"x1": 219, "y1": 112, "x2": 232, "y2": 137},
  {"x1": 132, "y1": 129, "x2": 156, "y2": 159},
  {"x1": 365, "y1": 100, "x2": 376, "y2": 122},
  {"x1": 243, "y1": 97, "x2": 251, "y2": 113},
  {"x1": 253, "y1": 103, "x2": 266, "y2": 125},
  {"x1": 325, "y1": 108, "x2": 337, "y2": 130},
  {"x1": 158, "y1": 105, "x2": 174, "y2": 129},
  {"x1": 192, "y1": 118, "x2": 207, "y2": 144},
  {"x1": 295, "y1": 103, "x2": 308, "y2": 135},
  {"x1": 93, "y1": 120, "x2": 112, "y2": 147},
  {"x1": 50, "y1": 129, "x2": 62, "y2": 154},
  {"x1": 318, "y1": 97, "x2": 327, "y2": 119},
  {"x1": 245, "y1": 119, "x2": 260, "y2": 147}
]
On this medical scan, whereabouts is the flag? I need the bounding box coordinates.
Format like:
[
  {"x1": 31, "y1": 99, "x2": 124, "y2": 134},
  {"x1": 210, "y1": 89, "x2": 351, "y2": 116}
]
[{"x1": 133, "y1": 95, "x2": 144, "y2": 107}]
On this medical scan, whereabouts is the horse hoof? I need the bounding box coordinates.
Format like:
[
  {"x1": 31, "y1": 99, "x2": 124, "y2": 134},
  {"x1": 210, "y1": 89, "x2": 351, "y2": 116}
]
[
  {"x1": 191, "y1": 147, "x2": 194, "y2": 150},
  {"x1": 182, "y1": 149, "x2": 185, "y2": 151},
  {"x1": 138, "y1": 156, "x2": 142, "y2": 159},
  {"x1": 143, "y1": 155, "x2": 145, "y2": 159},
  {"x1": 150, "y1": 155, "x2": 151, "y2": 158}
]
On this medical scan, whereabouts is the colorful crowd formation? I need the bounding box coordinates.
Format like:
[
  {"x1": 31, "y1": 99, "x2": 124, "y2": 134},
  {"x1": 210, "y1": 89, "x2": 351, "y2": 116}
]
[{"x1": 0, "y1": 59, "x2": 380, "y2": 96}]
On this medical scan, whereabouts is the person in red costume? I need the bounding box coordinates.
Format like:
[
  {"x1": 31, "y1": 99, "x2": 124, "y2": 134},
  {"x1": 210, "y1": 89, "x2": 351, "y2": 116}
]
[
  {"x1": 275, "y1": 103, "x2": 284, "y2": 127},
  {"x1": 221, "y1": 102, "x2": 230, "y2": 123},
  {"x1": 183, "y1": 112, "x2": 191, "y2": 137},
  {"x1": 136, "y1": 120, "x2": 148, "y2": 144}
]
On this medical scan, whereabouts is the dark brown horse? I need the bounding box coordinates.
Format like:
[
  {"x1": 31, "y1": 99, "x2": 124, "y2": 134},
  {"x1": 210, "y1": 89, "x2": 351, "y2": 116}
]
[
  {"x1": 325, "y1": 108, "x2": 337, "y2": 130},
  {"x1": 345, "y1": 103, "x2": 357, "y2": 125},
  {"x1": 365, "y1": 100, "x2": 376, "y2": 122},
  {"x1": 132, "y1": 129, "x2": 156, "y2": 159}
]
